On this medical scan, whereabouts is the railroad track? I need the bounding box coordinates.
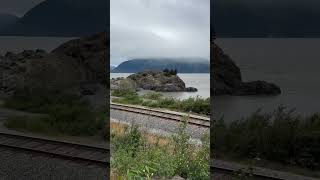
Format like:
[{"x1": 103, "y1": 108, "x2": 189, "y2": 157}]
[
  {"x1": 110, "y1": 103, "x2": 210, "y2": 128},
  {"x1": 211, "y1": 160, "x2": 318, "y2": 180},
  {"x1": 0, "y1": 132, "x2": 316, "y2": 179},
  {"x1": 0, "y1": 132, "x2": 109, "y2": 167}
]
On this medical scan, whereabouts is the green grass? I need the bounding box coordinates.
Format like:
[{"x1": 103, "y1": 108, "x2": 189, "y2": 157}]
[
  {"x1": 111, "y1": 119, "x2": 209, "y2": 179},
  {"x1": 142, "y1": 92, "x2": 163, "y2": 100},
  {"x1": 112, "y1": 91, "x2": 210, "y2": 115},
  {"x1": 4, "y1": 89, "x2": 107, "y2": 137},
  {"x1": 111, "y1": 89, "x2": 137, "y2": 98},
  {"x1": 213, "y1": 106, "x2": 320, "y2": 172}
]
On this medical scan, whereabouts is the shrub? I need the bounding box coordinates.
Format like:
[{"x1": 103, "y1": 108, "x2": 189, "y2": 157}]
[
  {"x1": 113, "y1": 93, "x2": 143, "y2": 105},
  {"x1": 5, "y1": 116, "x2": 52, "y2": 134},
  {"x1": 4, "y1": 90, "x2": 104, "y2": 136},
  {"x1": 213, "y1": 106, "x2": 320, "y2": 170}
]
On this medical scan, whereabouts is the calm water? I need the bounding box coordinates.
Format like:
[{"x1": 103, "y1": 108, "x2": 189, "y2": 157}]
[
  {"x1": 111, "y1": 73, "x2": 210, "y2": 99},
  {"x1": 215, "y1": 38, "x2": 320, "y2": 122},
  {"x1": 0, "y1": 36, "x2": 73, "y2": 54}
]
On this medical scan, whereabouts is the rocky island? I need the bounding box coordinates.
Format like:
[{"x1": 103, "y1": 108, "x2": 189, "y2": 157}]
[
  {"x1": 212, "y1": 42, "x2": 281, "y2": 95},
  {"x1": 111, "y1": 71, "x2": 198, "y2": 92}
]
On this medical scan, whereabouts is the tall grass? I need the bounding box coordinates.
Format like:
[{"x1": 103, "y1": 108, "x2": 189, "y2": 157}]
[{"x1": 111, "y1": 119, "x2": 210, "y2": 179}]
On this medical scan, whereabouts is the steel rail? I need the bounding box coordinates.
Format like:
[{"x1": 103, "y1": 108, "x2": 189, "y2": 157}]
[
  {"x1": 0, "y1": 132, "x2": 109, "y2": 167},
  {"x1": 110, "y1": 103, "x2": 210, "y2": 128},
  {"x1": 0, "y1": 133, "x2": 316, "y2": 179}
]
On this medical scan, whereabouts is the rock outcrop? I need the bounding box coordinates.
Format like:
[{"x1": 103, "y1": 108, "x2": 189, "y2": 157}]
[
  {"x1": 212, "y1": 42, "x2": 281, "y2": 95},
  {"x1": 52, "y1": 32, "x2": 108, "y2": 84},
  {"x1": 110, "y1": 77, "x2": 138, "y2": 91},
  {"x1": 111, "y1": 71, "x2": 198, "y2": 92},
  {"x1": 0, "y1": 32, "x2": 108, "y2": 97}
]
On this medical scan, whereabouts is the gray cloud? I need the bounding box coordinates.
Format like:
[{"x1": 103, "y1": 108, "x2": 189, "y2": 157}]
[
  {"x1": 0, "y1": 0, "x2": 44, "y2": 17},
  {"x1": 110, "y1": 0, "x2": 210, "y2": 65}
]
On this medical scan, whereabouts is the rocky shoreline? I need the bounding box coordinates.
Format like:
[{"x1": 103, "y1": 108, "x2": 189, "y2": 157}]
[
  {"x1": 111, "y1": 71, "x2": 198, "y2": 92},
  {"x1": 212, "y1": 42, "x2": 281, "y2": 96},
  {"x1": 0, "y1": 32, "x2": 108, "y2": 98}
]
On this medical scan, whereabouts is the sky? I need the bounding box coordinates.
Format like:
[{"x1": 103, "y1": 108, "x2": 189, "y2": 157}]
[
  {"x1": 110, "y1": 0, "x2": 210, "y2": 66},
  {"x1": 0, "y1": 0, "x2": 44, "y2": 17}
]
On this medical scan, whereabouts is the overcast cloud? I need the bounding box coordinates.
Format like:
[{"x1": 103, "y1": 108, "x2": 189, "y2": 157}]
[{"x1": 110, "y1": 0, "x2": 210, "y2": 65}]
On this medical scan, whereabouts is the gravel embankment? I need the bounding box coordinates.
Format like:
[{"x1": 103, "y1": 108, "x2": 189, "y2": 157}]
[{"x1": 110, "y1": 109, "x2": 209, "y2": 140}]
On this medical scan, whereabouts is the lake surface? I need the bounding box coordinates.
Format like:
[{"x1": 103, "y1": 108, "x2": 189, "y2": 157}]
[
  {"x1": 215, "y1": 38, "x2": 320, "y2": 122},
  {"x1": 0, "y1": 36, "x2": 73, "y2": 54},
  {"x1": 111, "y1": 73, "x2": 210, "y2": 99}
]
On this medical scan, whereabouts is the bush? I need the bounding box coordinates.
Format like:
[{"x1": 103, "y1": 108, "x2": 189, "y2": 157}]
[
  {"x1": 213, "y1": 106, "x2": 320, "y2": 170},
  {"x1": 178, "y1": 97, "x2": 210, "y2": 115},
  {"x1": 4, "y1": 89, "x2": 85, "y2": 113},
  {"x1": 5, "y1": 116, "x2": 52, "y2": 134},
  {"x1": 4, "y1": 89, "x2": 105, "y2": 136},
  {"x1": 113, "y1": 93, "x2": 143, "y2": 105}
]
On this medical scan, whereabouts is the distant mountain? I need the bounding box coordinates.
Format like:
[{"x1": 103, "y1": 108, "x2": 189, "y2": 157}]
[
  {"x1": 112, "y1": 58, "x2": 209, "y2": 73},
  {"x1": 110, "y1": 65, "x2": 116, "y2": 71},
  {"x1": 213, "y1": 0, "x2": 320, "y2": 37},
  {"x1": 0, "y1": 13, "x2": 19, "y2": 32},
  {"x1": 1, "y1": 0, "x2": 108, "y2": 36}
]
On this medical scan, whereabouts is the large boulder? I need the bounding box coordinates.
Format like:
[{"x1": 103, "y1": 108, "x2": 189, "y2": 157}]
[
  {"x1": 127, "y1": 71, "x2": 197, "y2": 92},
  {"x1": 212, "y1": 42, "x2": 281, "y2": 96},
  {"x1": 52, "y1": 32, "x2": 108, "y2": 84},
  {"x1": 110, "y1": 77, "x2": 138, "y2": 91},
  {"x1": 0, "y1": 50, "x2": 51, "y2": 96}
]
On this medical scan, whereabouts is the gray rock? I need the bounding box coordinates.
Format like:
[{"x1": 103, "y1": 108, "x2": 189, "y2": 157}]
[
  {"x1": 185, "y1": 87, "x2": 198, "y2": 92},
  {"x1": 0, "y1": 32, "x2": 108, "y2": 97},
  {"x1": 52, "y1": 32, "x2": 108, "y2": 84},
  {"x1": 212, "y1": 42, "x2": 281, "y2": 96},
  {"x1": 110, "y1": 77, "x2": 137, "y2": 91},
  {"x1": 127, "y1": 71, "x2": 197, "y2": 92},
  {"x1": 236, "y1": 81, "x2": 281, "y2": 95}
]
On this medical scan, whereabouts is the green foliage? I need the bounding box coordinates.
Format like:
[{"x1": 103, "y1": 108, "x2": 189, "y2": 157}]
[
  {"x1": 4, "y1": 89, "x2": 106, "y2": 137},
  {"x1": 112, "y1": 90, "x2": 210, "y2": 116},
  {"x1": 213, "y1": 106, "x2": 320, "y2": 170},
  {"x1": 111, "y1": 121, "x2": 209, "y2": 179},
  {"x1": 112, "y1": 89, "x2": 137, "y2": 97},
  {"x1": 5, "y1": 116, "x2": 52, "y2": 134},
  {"x1": 4, "y1": 89, "x2": 84, "y2": 113},
  {"x1": 142, "y1": 92, "x2": 163, "y2": 100},
  {"x1": 163, "y1": 68, "x2": 178, "y2": 76},
  {"x1": 113, "y1": 92, "x2": 143, "y2": 105},
  {"x1": 176, "y1": 97, "x2": 210, "y2": 115}
]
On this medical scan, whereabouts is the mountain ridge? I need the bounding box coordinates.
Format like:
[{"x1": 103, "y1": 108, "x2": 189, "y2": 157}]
[
  {"x1": 112, "y1": 58, "x2": 210, "y2": 73},
  {"x1": 1, "y1": 0, "x2": 108, "y2": 37}
]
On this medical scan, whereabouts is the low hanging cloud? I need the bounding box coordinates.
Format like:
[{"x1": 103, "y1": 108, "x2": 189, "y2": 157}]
[{"x1": 111, "y1": 0, "x2": 210, "y2": 65}]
